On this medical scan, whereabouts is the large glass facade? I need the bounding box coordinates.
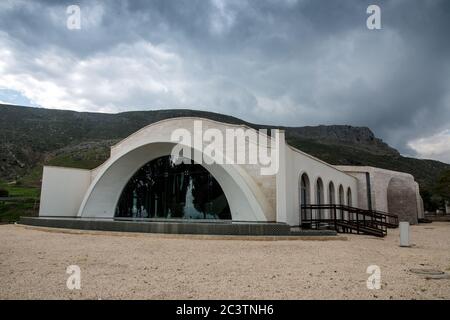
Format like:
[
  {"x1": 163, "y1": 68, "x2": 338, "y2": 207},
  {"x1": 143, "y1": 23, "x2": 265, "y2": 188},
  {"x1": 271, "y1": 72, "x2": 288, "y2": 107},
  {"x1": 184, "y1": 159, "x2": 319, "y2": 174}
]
[{"x1": 115, "y1": 156, "x2": 231, "y2": 220}]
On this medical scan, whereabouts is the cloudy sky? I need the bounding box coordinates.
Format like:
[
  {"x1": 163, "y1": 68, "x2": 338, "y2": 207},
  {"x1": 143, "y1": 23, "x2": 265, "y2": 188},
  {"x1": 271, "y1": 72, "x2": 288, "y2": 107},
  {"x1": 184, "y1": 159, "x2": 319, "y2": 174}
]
[{"x1": 0, "y1": 0, "x2": 449, "y2": 163}]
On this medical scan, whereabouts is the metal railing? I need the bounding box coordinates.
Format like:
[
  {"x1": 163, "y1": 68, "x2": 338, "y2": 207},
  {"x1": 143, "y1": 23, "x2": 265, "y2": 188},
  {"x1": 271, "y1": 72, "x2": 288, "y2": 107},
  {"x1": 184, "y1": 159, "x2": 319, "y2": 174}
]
[{"x1": 300, "y1": 204, "x2": 399, "y2": 237}]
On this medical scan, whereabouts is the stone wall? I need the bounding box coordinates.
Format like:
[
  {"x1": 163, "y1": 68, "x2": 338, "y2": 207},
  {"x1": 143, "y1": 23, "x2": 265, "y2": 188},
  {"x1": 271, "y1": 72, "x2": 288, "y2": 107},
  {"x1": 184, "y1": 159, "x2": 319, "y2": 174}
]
[
  {"x1": 336, "y1": 166, "x2": 423, "y2": 224},
  {"x1": 387, "y1": 177, "x2": 418, "y2": 224}
]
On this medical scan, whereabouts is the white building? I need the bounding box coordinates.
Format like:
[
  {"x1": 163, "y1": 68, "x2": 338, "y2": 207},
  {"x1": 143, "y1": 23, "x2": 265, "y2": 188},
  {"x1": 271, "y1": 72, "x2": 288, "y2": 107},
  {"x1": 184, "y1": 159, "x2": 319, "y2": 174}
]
[{"x1": 36, "y1": 117, "x2": 424, "y2": 235}]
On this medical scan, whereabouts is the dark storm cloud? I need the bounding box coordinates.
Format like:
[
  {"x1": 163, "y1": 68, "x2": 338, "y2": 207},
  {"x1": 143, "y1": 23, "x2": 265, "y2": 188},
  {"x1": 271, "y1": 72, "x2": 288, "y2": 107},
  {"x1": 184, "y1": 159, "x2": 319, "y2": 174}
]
[{"x1": 0, "y1": 0, "x2": 449, "y2": 161}]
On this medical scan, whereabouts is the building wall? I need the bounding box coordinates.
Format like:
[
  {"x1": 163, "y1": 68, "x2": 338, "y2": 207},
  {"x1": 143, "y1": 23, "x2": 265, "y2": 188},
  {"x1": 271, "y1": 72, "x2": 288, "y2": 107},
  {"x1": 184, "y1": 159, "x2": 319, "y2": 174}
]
[
  {"x1": 341, "y1": 171, "x2": 371, "y2": 210},
  {"x1": 336, "y1": 166, "x2": 423, "y2": 224},
  {"x1": 415, "y1": 182, "x2": 424, "y2": 219},
  {"x1": 39, "y1": 166, "x2": 91, "y2": 217},
  {"x1": 38, "y1": 118, "x2": 424, "y2": 227},
  {"x1": 283, "y1": 145, "x2": 358, "y2": 226},
  {"x1": 387, "y1": 178, "x2": 419, "y2": 224},
  {"x1": 77, "y1": 118, "x2": 277, "y2": 222}
]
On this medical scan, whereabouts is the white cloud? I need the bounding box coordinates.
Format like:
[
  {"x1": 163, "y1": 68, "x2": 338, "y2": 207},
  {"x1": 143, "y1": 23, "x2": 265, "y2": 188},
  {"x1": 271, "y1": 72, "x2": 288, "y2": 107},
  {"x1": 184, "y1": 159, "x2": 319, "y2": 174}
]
[
  {"x1": 0, "y1": 32, "x2": 191, "y2": 112},
  {"x1": 408, "y1": 130, "x2": 450, "y2": 163},
  {"x1": 209, "y1": 0, "x2": 238, "y2": 35},
  {"x1": 0, "y1": 0, "x2": 449, "y2": 163},
  {"x1": 0, "y1": 30, "x2": 267, "y2": 118}
]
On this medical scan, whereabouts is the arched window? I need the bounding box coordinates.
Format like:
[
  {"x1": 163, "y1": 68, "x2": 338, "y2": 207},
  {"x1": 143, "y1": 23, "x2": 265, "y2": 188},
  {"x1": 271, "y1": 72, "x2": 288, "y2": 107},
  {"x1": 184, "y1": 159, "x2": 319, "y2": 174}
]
[
  {"x1": 300, "y1": 173, "x2": 311, "y2": 223},
  {"x1": 300, "y1": 173, "x2": 311, "y2": 206},
  {"x1": 339, "y1": 185, "x2": 345, "y2": 206},
  {"x1": 315, "y1": 178, "x2": 325, "y2": 220},
  {"x1": 338, "y1": 185, "x2": 345, "y2": 220},
  {"x1": 328, "y1": 182, "x2": 335, "y2": 204},
  {"x1": 116, "y1": 155, "x2": 231, "y2": 220},
  {"x1": 347, "y1": 187, "x2": 353, "y2": 207},
  {"x1": 316, "y1": 178, "x2": 324, "y2": 205}
]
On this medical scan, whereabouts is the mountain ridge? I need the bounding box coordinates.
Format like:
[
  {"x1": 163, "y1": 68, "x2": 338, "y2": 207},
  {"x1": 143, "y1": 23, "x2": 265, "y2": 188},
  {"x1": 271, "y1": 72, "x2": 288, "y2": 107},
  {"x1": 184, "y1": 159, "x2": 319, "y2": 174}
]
[{"x1": 1, "y1": 103, "x2": 448, "y2": 210}]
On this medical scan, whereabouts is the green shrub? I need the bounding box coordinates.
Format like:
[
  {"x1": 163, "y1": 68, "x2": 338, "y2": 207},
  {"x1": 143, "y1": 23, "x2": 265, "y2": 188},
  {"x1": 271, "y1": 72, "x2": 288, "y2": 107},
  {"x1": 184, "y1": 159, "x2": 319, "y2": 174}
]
[{"x1": 0, "y1": 188, "x2": 9, "y2": 197}]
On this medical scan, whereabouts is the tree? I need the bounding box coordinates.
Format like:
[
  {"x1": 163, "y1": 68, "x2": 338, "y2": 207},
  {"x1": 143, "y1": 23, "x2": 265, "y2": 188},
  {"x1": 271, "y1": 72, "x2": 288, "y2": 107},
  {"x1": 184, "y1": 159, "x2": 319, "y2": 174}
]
[
  {"x1": 0, "y1": 188, "x2": 9, "y2": 197},
  {"x1": 434, "y1": 170, "x2": 450, "y2": 202},
  {"x1": 421, "y1": 188, "x2": 440, "y2": 211}
]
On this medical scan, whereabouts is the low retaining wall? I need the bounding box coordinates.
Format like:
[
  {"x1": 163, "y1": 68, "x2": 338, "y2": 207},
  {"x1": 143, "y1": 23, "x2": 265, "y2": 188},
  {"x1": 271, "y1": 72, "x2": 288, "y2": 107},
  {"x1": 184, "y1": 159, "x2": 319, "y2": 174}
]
[
  {"x1": 20, "y1": 217, "x2": 291, "y2": 236},
  {"x1": 424, "y1": 214, "x2": 450, "y2": 222}
]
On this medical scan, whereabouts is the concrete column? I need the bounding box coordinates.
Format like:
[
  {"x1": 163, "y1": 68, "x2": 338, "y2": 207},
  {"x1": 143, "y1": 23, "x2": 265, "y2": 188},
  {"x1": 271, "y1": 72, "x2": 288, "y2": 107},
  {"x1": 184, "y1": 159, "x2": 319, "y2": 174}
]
[{"x1": 400, "y1": 222, "x2": 410, "y2": 247}]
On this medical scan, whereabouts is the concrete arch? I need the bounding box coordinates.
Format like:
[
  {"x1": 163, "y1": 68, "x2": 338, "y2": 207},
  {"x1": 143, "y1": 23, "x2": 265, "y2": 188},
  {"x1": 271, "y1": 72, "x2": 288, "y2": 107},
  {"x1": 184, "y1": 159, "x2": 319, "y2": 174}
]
[
  {"x1": 78, "y1": 118, "x2": 271, "y2": 222},
  {"x1": 387, "y1": 177, "x2": 418, "y2": 224}
]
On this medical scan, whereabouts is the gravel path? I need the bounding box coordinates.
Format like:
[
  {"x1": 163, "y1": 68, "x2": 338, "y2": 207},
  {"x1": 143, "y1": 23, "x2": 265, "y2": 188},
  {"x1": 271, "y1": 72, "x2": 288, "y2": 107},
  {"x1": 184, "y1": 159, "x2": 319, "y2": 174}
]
[{"x1": 1, "y1": 222, "x2": 449, "y2": 299}]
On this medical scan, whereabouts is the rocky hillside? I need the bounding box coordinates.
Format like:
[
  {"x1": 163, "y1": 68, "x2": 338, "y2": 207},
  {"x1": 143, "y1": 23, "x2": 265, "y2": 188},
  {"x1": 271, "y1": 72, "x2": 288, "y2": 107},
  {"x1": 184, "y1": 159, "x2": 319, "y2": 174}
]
[
  {"x1": 1, "y1": 103, "x2": 449, "y2": 208},
  {"x1": 286, "y1": 125, "x2": 399, "y2": 156}
]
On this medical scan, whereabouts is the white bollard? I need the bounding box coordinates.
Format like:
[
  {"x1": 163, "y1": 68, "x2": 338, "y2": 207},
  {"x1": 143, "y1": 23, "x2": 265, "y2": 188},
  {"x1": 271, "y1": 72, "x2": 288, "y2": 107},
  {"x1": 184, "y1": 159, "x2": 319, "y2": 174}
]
[{"x1": 399, "y1": 221, "x2": 410, "y2": 247}]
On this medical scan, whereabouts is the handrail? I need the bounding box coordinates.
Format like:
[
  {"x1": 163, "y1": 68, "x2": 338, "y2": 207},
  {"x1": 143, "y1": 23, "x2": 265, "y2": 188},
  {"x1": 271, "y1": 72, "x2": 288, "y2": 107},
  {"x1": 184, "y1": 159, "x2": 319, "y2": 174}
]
[
  {"x1": 372, "y1": 209, "x2": 399, "y2": 228},
  {"x1": 300, "y1": 204, "x2": 399, "y2": 237}
]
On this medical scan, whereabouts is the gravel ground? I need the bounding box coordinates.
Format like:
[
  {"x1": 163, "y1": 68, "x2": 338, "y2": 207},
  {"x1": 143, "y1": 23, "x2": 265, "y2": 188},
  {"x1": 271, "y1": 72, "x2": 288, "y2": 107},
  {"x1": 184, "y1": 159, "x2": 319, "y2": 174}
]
[{"x1": 1, "y1": 222, "x2": 449, "y2": 299}]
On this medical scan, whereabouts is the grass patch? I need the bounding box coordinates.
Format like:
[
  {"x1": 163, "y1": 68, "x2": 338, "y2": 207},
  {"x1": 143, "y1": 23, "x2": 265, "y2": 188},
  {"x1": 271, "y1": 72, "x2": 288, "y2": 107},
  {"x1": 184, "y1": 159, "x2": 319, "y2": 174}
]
[
  {"x1": 0, "y1": 180, "x2": 40, "y2": 223},
  {"x1": 0, "y1": 180, "x2": 40, "y2": 198},
  {"x1": 0, "y1": 199, "x2": 39, "y2": 223},
  {"x1": 46, "y1": 154, "x2": 105, "y2": 170},
  {"x1": 18, "y1": 165, "x2": 44, "y2": 187}
]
